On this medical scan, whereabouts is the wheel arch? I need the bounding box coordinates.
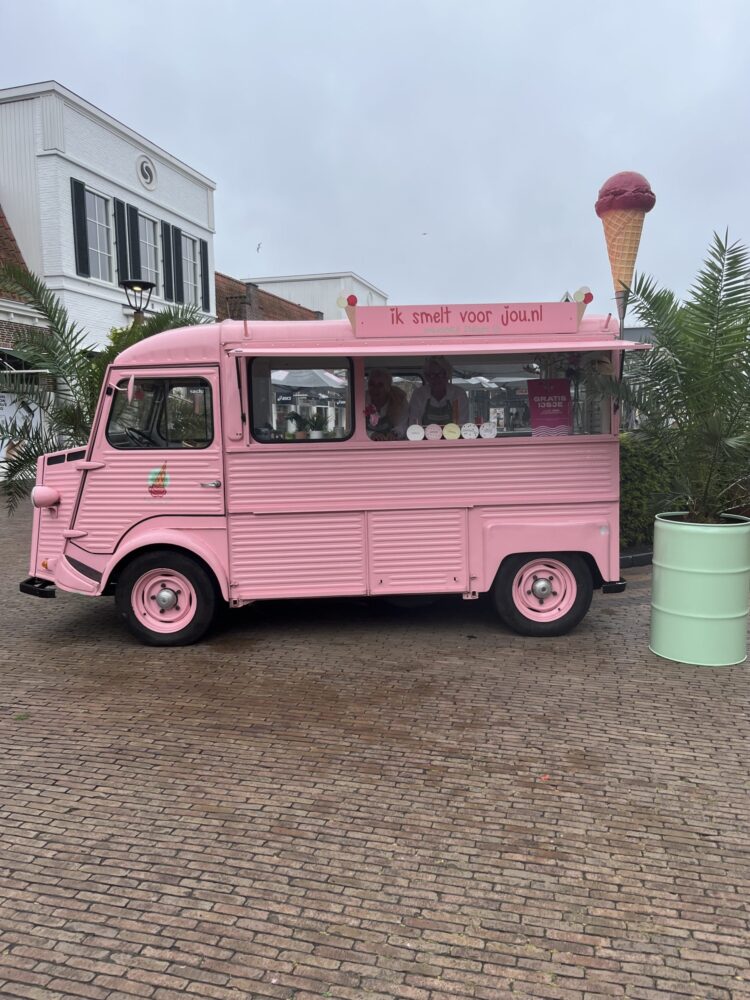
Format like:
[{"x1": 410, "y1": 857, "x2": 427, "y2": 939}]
[
  {"x1": 493, "y1": 549, "x2": 603, "y2": 590},
  {"x1": 101, "y1": 536, "x2": 229, "y2": 600},
  {"x1": 475, "y1": 510, "x2": 617, "y2": 593}
]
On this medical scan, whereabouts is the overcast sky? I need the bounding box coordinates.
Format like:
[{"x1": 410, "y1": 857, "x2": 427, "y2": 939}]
[{"x1": 3, "y1": 0, "x2": 750, "y2": 315}]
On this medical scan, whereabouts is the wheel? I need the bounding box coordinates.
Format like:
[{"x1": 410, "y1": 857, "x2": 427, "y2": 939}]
[
  {"x1": 492, "y1": 553, "x2": 593, "y2": 637},
  {"x1": 115, "y1": 550, "x2": 217, "y2": 646}
]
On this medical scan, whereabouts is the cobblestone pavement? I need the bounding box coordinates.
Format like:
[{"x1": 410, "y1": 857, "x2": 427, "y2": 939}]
[{"x1": 1, "y1": 506, "x2": 749, "y2": 1000}]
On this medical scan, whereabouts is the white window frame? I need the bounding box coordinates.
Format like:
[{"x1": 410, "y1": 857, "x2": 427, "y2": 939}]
[
  {"x1": 181, "y1": 234, "x2": 200, "y2": 306},
  {"x1": 84, "y1": 189, "x2": 112, "y2": 283},
  {"x1": 138, "y1": 214, "x2": 160, "y2": 294}
]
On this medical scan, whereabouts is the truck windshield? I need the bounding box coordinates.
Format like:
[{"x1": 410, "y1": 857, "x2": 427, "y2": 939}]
[{"x1": 107, "y1": 378, "x2": 213, "y2": 449}]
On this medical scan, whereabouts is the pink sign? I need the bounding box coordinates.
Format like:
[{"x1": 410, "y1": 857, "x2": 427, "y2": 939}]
[
  {"x1": 355, "y1": 302, "x2": 579, "y2": 338},
  {"x1": 527, "y1": 379, "x2": 572, "y2": 437}
]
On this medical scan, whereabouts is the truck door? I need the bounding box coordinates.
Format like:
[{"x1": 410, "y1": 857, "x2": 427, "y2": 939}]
[{"x1": 69, "y1": 369, "x2": 224, "y2": 554}]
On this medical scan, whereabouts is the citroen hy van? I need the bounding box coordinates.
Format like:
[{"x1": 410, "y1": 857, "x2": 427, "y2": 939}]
[{"x1": 20, "y1": 300, "x2": 644, "y2": 645}]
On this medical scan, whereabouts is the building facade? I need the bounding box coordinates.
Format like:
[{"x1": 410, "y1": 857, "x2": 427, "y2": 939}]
[
  {"x1": 0, "y1": 81, "x2": 216, "y2": 348},
  {"x1": 249, "y1": 271, "x2": 387, "y2": 320}
]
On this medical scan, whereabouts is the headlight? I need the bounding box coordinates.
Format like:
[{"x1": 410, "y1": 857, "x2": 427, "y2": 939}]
[{"x1": 31, "y1": 486, "x2": 61, "y2": 508}]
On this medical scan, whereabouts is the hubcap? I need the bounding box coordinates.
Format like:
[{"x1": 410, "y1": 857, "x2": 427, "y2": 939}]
[
  {"x1": 155, "y1": 587, "x2": 178, "y2": 610},
  {"x1": 530, "y1": 576, "x2": 553, "y2": 601}
]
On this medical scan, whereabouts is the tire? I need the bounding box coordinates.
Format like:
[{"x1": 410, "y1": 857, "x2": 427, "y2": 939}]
[
  {"x1": 115, "y1": 550, "x2": 217, "y2": 646},
  {"x1": 492, "y1": 553, "x2": 593, "y2": 637}
]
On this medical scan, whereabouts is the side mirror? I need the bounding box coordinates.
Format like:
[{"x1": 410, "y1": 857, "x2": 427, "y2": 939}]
[{"x1": 127, "y1": 375, "x2": 135, "y2": 403}]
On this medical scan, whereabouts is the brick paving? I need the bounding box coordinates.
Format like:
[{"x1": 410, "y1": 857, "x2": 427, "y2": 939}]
[{"x1": 1, "y1": 506, "x2": 749, "y2": 1000}]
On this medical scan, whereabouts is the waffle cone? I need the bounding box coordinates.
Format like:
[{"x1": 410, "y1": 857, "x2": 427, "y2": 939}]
[
  {"x1": 601, "y1": 208, "x2": 645, "y2": 294},
  {"x1": 345, "y1": 304, "x2": 356, "y2": 329}
]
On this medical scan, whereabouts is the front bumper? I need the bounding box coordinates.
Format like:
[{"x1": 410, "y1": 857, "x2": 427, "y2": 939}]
[{"x1": 19, "y1": 576, "x2": 56, "y2": 598}]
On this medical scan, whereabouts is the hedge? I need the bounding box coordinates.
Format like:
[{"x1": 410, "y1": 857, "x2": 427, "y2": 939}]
[{"x1": 619, "y1": 432, "x2": 678, "y2": 549}]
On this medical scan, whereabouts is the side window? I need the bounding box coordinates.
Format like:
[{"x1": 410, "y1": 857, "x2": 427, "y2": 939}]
[
  {"x1": 249, "y1": 358, "x2": 352, "y2": 443},
  {"x1": 363, "y1": 353, "x2": 612, "y2": 441},
  {"x1": 107, "y1": 378, "x2": 213, "y2": 449},
  {"x1": 364, "y1": 368, "x2": 421, "y2": 441}
]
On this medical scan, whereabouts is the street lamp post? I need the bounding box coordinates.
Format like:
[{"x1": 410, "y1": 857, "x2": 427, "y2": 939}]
[{"x1": 121, "y1": 279, "x2": 156, "y2": 325}]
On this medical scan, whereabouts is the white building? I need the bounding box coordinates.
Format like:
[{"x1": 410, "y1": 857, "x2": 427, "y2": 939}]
[
  {"x1": 0, "y1": 81, "x2": 216, "y2": 348},
  {"x1": 249, "y1": 271, "x2": 387, "y2": 320}
]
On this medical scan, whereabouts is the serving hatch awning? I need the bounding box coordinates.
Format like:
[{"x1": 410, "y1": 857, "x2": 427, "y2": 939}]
[{"x1": 227, "y1": 337, "x2": 649, "y2": 358}]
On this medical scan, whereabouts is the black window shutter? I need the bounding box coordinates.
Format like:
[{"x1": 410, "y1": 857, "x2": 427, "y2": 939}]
[
  {"x1": 113, "y1": 200, "x2": 129, "y2": 282},
  {"x1": 126, "y1": 205, "x2": 141, "y2": 280},
  {"x1": 70, "y1": 178, "x2": 90, "y2": 277},
  {"x1": 172, "y1": 227, "x2": 184, "y2": 303},
  {"x1": 161, "y1": 221, "x2": 174, "y2": 301},
  {"x1": 199, "y1": 240, "x2": 210, "y2": 312}
]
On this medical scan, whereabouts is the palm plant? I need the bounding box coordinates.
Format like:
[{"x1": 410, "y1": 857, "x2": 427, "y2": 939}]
[
  {"x1": 0, "y1": 263, "x2": 209, "y2": 512},
  {"x1": 618, "y1": 232, "x2": 750, "y2": 523},
  {"x1": 307, "y1": 410, "x2": 329, "y2": 432}
]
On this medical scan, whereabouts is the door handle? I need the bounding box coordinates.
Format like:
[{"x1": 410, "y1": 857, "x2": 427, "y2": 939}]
[{"x1": 200, "y1": 480, "x2": 222, "y2": 488}]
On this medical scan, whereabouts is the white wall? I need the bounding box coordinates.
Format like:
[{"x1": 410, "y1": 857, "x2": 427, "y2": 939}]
[
  {"x1": 61, "y1": 102, "x2": 212, "y2": 228},
  {"x1": 252, "y1": 274, "x2": 388, "y2": 320},
  {"x1": 39, "y1": 145, "x2": 215, "y2": 345},
  {"x1": 0, "y1": 84, "x2": 216, "y2": 348},
  {"x1": 0, "y1": 99, "x2": 43, "y2": 274}
]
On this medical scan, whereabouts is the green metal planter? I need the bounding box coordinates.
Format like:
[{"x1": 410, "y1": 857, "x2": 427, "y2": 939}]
[{"x1": 650, "y1": 513, "x2": 750, "y2": 666}]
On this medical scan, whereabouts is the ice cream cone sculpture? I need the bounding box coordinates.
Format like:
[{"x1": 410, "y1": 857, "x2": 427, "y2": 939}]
[
  {"x1": 344, "y1": 293, "x2": 358, "y2": 329},
  {"x1": 595, "y1": 172, "x2": 655, "y2": 324},
  {"x1": 561, "y1": 287, "x2": 594, "y2": 328},
  {"x1": 573, "y1": 286, "x2": 593, "y2": 327},
  {"x1": 337, "y1": 293, "x2": 358, "y2": 328}
]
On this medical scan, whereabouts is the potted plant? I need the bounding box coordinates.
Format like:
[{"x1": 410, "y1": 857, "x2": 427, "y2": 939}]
[
  {"x1": 307, "y1": 410, "x2": 329, "y2": 439},
  {"x1": 284, "y1": 411, "x2": 308, "y2": 439},
  {"x1": 620, "y1": 232, "x2": 750, "y2": 665}
]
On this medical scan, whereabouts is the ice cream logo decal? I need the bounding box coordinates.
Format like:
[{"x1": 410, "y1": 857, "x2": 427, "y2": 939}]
[{"x1": 147, "y1": 462, "x2": 170, "y2": 498}]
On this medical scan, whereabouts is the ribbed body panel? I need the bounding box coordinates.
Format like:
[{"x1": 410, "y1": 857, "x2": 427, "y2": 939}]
[
  {"x1": 74, "y1": 451, "x2": 224, "y2": 553},
  {"x1": 226, "y1": 440, "x2": 618, "y2": 599},
  {"x1": 368, "y1": 510, "x2": 467, "y2": 592},
  {"x1": 226, "y1": 439, "x2": 617, "y2": 513},
  {"x1": 230, "y1": 513, "x2": 366, "y2": 598}
]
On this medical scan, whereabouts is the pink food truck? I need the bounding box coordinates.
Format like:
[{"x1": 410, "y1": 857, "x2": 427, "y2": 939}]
[{"x1": 21, "y1": 300, "x2": 644, "y2": 645}]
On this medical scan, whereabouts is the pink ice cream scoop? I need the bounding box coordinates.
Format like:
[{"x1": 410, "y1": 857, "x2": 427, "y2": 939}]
[{"x1": 595, "y1": 171, "x2": 655, "y2": 217}]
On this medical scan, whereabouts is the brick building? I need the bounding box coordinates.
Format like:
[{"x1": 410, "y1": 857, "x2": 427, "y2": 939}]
[{"x1": 215, "y1": 272, "x2": 322, "y2": 322}]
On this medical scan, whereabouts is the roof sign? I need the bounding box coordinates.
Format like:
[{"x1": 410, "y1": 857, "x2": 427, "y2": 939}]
[{"x1": 355, "y1": 302, "x2": 580, "y2": 339}]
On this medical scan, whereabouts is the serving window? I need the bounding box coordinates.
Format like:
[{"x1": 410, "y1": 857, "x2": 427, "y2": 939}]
[
  {"x1": 249, "y1": 358, "x2": 353, "y2": 443},
  {"x1": 363, "y1": 352, "x2": 613, "y2": 441}
]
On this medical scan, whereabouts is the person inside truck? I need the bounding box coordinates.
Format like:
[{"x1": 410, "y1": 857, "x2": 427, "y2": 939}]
[
  {"x1": 408, "y1": 356, "x2": 469, "y2": 427},
  {"x1": 365, "y1": 368, "x2": 409, "y2": 440}
]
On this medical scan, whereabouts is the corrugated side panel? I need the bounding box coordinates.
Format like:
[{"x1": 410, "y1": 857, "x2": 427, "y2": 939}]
[
  {"x1": 226, "y1": 440, "x2": 617, "y2": 513},
  {"x1": 73, "y1": 451, "x2": 224, "y2": 553},
  {"x1": 35, "y1": 460, "x2": 84, "y2": 576},
  {"x1": 230, "y1": 513, "x2": 366, "y2": 599},
  {"x1": 368, "y1": 509, "x2": 467, "y2": 593}
]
